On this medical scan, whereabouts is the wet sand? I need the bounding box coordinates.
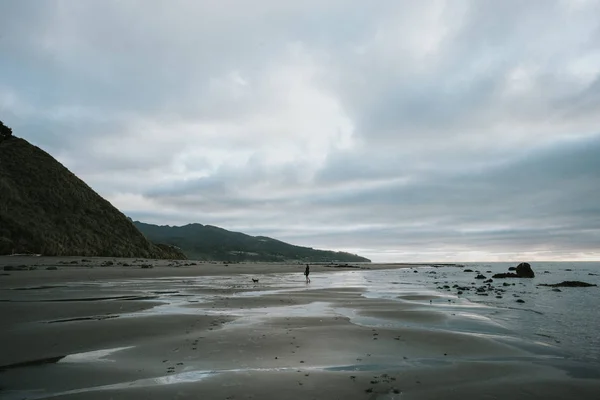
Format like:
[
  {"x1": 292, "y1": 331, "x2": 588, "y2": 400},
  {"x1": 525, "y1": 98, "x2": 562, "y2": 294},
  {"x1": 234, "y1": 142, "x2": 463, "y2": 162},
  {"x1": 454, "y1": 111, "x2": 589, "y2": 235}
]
[{"x1": 1, "y1": 257, "x2": 599, "y2": 399}]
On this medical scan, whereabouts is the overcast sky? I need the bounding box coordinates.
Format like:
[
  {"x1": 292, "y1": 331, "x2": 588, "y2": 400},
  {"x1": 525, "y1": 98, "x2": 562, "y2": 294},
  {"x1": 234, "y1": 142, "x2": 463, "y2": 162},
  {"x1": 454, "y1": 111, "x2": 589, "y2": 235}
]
[{"x1": 1, "y1": 1, "x2": 599, "y2": 262}]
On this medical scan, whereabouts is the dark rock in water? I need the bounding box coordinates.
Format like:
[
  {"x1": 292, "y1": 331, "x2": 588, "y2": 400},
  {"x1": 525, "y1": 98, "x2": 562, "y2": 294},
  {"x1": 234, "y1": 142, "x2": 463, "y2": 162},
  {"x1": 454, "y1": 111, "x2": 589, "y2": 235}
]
[
  {"x1": 493, "y1": 263, "x2": 535, "y2": 278},
  {"x1": 565, "y1": 269, "x2": 573, "y2": 271},
  {"x1": 589, "y1": 273, "x2": 598, "y2": 276},
  {"x1": 552, "y1": 288, "x2": 562, "y2": 292},
  {"x1": 503, "y1": 282, "x2": 511, "y2": 286},
  {"x1": 493, "y1": 272, "x2": 519, "y2": 278},
  {"x1": 464, "y1": 269, "x2": 474, "y2": 272},
  {"x1": 101, "y1": 261, "x2": 114, "y2": 267},
  {"x1": 46, "y1": 266, "x2": 58, "y2": 270},
  {"x1": 486, "y1": 270, "x2": 492, "y2": 273},
  {"x1": 140, "y1": 264, "x2": 153, "y2": 269},
  {"x1": 457, "y1": 291, "x2": 463, "y2": 295},
  {"x1": 538, "y1": 281, "x2": 597, "y2": 288},
  {"x1": 483, "y1": 279, "x2": 493, "y2": 283},
  {"x1": 508, "y1": 267, "x2": 517, "y2": 271},
  {"x1": 475, "y1": 274, "x2": 486, "y2": 279},
  {"x1": 544, "y1": 271, "x2": 550, "y2": 274},
  {"x1": 4, "y1": 265, "x2": 30, "y2": 271},
  {"x1": 516, "y1": 262, "x2": 535, "y2": 278},
  {"x1": 516, "y1": 299, "x2": 525, "y2": 303},
  {"x1": 496, "y1": 295, "x2": 503, "y2": 299}
]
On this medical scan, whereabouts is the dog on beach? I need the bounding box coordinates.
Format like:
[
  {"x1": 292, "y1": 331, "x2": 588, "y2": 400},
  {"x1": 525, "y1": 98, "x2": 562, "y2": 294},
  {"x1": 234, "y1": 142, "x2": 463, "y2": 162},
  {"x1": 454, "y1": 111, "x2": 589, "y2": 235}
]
[{"x1": 252, "y1": 278, "x2": 259, "y2": 283}]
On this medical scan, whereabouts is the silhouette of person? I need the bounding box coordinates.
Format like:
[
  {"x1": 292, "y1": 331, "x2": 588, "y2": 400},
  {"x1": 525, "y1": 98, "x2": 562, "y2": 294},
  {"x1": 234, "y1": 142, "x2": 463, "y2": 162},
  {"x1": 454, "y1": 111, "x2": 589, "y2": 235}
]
[{"x1": 305, "y1": 264, "x2": 310, "y2": 283}]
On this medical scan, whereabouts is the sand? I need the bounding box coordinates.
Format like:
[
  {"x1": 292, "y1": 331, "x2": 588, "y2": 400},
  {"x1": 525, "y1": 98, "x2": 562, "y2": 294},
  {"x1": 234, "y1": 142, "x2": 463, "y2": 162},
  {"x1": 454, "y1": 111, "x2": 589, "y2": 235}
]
[{"x1": 1, "y1": 256, "x2": 599, "y2": 399}]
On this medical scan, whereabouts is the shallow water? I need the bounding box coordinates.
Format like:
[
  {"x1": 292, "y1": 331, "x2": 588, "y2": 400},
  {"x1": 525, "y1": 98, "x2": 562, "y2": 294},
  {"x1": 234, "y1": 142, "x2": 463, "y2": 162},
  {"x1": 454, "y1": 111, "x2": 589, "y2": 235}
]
[{"x1": 371, "y1": 262, "x2": 600, "y2": 365}]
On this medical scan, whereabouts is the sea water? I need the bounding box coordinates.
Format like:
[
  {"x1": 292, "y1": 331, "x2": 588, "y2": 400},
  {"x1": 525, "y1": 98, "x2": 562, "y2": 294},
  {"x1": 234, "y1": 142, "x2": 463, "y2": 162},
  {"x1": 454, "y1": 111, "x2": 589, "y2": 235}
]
[{"x1": 358, "y1": 262, "x2": 600, "y2": 367}]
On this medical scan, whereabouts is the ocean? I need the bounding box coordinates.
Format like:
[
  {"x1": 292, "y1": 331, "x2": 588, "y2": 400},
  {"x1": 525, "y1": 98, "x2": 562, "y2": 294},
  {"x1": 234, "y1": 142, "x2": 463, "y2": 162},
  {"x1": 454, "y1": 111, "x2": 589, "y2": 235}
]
[{"x1": 350, "y1": 261, "x2": 600, "y2": 368}]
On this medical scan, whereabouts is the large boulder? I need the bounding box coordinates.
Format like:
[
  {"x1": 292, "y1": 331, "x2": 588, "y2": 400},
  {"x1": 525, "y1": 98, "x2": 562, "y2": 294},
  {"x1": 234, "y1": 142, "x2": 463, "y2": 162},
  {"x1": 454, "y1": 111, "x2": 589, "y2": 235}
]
[
  {"x1": 493, "y1": 262, "x2": 535, "y2": 278},
  {"x1": 516, "y1": 262, "x2": 535, "y2": 278}
]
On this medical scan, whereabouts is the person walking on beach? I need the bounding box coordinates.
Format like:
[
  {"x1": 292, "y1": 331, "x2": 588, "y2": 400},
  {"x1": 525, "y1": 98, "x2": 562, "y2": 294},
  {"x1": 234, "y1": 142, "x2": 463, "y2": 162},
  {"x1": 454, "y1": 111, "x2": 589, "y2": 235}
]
[{"x1": 305, "y1": 264, "x2": 311, "y2": 283}]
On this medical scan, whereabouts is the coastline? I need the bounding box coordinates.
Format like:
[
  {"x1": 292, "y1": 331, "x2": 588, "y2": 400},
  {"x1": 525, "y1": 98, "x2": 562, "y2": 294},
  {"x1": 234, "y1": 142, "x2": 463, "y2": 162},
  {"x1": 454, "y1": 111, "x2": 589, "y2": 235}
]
[{"x1": 1, "y1": 258, "x2": 599, "y2": 399}]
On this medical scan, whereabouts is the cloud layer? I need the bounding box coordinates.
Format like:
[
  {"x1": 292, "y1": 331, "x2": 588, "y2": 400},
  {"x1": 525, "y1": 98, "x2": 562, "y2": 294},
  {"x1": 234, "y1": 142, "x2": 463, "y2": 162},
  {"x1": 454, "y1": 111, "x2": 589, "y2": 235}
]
[{"x1": 2, "y1": 0, "x2": 599, "y2": 261}]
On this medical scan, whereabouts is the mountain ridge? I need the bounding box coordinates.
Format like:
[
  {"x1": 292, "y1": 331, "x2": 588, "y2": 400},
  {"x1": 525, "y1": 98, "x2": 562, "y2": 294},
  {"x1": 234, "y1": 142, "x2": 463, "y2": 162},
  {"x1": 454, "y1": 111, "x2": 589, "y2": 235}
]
[{"x1": 134, "y1": 221, "x2": 371, "y2": 263}]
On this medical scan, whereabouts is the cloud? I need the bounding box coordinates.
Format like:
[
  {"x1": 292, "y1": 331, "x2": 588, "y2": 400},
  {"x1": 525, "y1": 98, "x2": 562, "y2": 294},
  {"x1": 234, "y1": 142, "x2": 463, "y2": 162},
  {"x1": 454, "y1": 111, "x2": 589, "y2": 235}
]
[{"x1": 1, "y1": 0, "x2": 599, "y2": 261}]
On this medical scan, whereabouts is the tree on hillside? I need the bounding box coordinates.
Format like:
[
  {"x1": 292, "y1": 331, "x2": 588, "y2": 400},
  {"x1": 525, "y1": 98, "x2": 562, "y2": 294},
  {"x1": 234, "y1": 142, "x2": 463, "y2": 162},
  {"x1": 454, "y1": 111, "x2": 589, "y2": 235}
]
[{"x1": 0, "y1": 120, "x2": 13, "y2": 138}]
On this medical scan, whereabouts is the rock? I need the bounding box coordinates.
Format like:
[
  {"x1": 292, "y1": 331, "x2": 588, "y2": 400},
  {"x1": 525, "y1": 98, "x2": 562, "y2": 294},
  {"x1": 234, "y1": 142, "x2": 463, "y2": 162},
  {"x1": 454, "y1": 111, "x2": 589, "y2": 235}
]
[
  {"x1": 552, "y1": 288, "x2": 561, "y2": 292},
  {"x1": 516, "y1": 262, "x2": 535, "y2": 278},
  {"x1": 538, "y1": 281, "x2": 597, "y2": 288},
  {"x1": 4, "y1": 265, "x2": 29, "y2": 271},
  {"x1": 464, "y1": 269, "x2": 474, "y2": 272},
  {"x1": 493, "y1": 273, "x2": 519, "y2": 278},
  {"x1": 46, "y1": 266, "x2": 58, "y2": 270},
  {"x1": 516, "y1": 299, "x2": 525, "y2": 303},
  {"x1": 493, "y1": 263, "x2": 535, "y2": 278},
  {"x1": 502, "y1": 282, "x2": 511, "y2": 286},
  {"x1": 565, "y1": 269, "x2": 573, "y2": 271},
  {"x1": 101, "y1": 261, "x2": 114, "y2": 267},
  {"x1": 508, "y1": 266, "x2": 517, "y2": 271},
  {"x1": 457, "y1": 291, "x2": 463, "y2": 295},
  {"x1": 544, "y1": 271, "x2": 550, "y2": 274},
  {"x1": 483, "y1": 279, "x2": 493, "y2": 283},
  {"x1": 475, "y1": 274, "x2": 486, "y2": 279},
  {"x1": 140, "y1": 264, "x2": 153, "y2": 269}
]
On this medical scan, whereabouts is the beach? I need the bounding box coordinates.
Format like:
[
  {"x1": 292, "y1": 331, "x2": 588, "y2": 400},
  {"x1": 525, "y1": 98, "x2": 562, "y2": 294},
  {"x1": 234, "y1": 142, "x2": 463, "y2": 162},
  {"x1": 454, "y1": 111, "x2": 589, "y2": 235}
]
[{"x1": 1, "y1": 257, "x2": 599, "y2": 399}]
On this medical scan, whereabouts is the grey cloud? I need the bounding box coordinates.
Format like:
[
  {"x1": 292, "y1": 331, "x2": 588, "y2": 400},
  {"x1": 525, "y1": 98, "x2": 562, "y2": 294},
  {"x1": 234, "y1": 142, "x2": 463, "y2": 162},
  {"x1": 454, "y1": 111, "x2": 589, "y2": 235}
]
[{"x1": 1, "y1": 1, "x2": 599, "y2": 261}]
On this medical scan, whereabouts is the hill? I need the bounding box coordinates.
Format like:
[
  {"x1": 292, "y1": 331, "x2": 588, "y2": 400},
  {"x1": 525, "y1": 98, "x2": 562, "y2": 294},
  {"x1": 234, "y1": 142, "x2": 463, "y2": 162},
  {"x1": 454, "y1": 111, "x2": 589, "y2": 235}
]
[
  {"x1": 0, "y1": 121, "x2": 185, "y2": 259},
  {"x1": 134, "y1": 221, "x2": 371, "y2": 263}
]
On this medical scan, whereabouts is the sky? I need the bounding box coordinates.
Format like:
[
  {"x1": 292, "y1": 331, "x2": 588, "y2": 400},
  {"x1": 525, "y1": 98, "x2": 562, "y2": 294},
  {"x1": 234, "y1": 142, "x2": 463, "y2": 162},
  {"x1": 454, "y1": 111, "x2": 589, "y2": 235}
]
[{"x1": 1, "y1": 0, "x2": 599, "y2": 262}]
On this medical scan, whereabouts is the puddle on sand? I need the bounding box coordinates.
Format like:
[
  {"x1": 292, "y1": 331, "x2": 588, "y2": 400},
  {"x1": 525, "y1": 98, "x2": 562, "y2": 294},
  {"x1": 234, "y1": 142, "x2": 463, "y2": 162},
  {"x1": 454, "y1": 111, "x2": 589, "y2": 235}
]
[
  {"x1": 59, "y1": 347, "x2": 134, "y2": 364},
  {"x1": 1, "y1": 364, "x2": 409, "y2": 400},
  {"x1": 2, "y1": 370, "x2": 216, "y2": 400},
  {"x1": 0, "y1": 347, "x2": 131, "y2": 373}
]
